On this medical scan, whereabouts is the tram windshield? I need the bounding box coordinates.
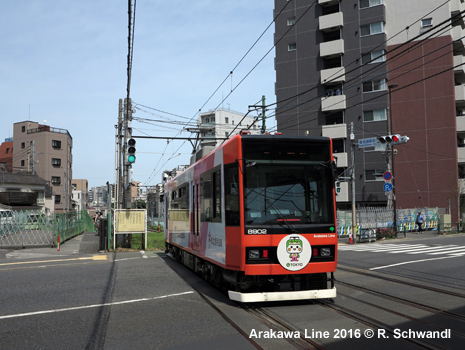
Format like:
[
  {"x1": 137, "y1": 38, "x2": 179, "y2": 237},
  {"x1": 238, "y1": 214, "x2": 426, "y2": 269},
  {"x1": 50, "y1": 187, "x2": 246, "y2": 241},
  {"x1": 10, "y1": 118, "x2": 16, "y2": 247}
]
[{"x1": 243, "y1": 138, "x2": 334, "y2": 226}]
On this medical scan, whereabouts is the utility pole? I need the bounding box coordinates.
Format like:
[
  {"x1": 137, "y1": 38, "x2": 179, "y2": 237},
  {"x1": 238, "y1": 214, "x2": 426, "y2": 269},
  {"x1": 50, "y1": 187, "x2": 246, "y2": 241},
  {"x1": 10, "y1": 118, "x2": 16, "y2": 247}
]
[
  {"x1": 117, "y1": 99, "x2": 124, "y2": 210},
  {"x1": 261, "y1": 95, "x2": 266, "y2": 134},
  {"x1": 350, "y1": 122, "x2": 356, "y2": 243}
]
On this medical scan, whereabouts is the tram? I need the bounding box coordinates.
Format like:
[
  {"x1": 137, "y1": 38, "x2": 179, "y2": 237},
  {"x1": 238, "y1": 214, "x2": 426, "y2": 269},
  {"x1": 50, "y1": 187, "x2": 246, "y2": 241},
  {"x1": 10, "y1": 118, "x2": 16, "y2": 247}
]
[{"x1": 164, "y1": 133, "x2": 338, "y2": 302}]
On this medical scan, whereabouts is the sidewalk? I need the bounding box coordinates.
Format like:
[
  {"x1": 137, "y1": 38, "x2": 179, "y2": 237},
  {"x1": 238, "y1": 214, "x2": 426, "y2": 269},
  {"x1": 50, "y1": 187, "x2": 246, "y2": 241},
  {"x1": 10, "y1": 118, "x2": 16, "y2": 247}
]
[{"x1": 5, "y1": 231, "x2": 100, "y2": 259}]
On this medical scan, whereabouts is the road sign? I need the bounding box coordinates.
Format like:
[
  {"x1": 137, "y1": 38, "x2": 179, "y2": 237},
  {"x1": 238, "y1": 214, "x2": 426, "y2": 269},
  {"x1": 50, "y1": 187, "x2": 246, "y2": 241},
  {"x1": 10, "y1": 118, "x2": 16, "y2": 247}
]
[
  {"x1": 358, "y1": 137, "x2": 377, "y2": 149},
  {"x1": 383, "y1": 183, "x2": 393, "y2": 192},
  {"x1": 383, "y1": 171, "x2": 392, "y2": 181}
]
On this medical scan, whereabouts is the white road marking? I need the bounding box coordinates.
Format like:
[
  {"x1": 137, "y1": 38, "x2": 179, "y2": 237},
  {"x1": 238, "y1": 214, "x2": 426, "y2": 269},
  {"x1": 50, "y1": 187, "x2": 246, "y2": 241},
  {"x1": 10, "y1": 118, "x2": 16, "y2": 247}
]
[
  {"x1": 0, "y1": 291, "x2": 195, "y2": 320},
  {"x1": 369, "y1": 256, "x2": 458, "y2": 270}
]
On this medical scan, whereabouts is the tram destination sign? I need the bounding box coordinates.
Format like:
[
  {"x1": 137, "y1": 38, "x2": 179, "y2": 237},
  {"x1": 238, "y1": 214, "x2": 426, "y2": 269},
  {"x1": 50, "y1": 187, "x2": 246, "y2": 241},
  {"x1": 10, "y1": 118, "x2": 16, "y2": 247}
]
[{"x1": 358, "y1": 137, "x2": 377, "y2": 149}]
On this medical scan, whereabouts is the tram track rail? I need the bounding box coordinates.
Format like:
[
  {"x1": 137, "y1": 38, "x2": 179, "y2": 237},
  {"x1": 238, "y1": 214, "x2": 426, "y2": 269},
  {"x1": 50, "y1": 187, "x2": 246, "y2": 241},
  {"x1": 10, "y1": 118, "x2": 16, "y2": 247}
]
[
  {"x1": 337, "y1": 266, "x2": 465, "y2": 299},
  {"x1": 316, "y1": 299, "x2": 450, "y2": 350}
]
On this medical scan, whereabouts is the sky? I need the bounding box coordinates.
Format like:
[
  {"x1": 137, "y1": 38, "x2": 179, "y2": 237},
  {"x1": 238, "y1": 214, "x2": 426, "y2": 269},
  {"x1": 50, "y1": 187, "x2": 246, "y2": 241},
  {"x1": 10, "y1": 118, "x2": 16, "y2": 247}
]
[{"x1": 0, "y1": 1, "x2": 277, "y2": 189}]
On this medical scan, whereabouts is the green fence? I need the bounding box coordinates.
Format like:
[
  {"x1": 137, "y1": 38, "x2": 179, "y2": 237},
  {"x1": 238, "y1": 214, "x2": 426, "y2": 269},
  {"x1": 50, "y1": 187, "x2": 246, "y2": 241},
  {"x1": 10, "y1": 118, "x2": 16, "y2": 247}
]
[
  {"x1": 54, "y1": 210, "x2": 95, "y2": 247},
  {"x1": 0, "y1": 209, "x2": 94, "y2": 248}
]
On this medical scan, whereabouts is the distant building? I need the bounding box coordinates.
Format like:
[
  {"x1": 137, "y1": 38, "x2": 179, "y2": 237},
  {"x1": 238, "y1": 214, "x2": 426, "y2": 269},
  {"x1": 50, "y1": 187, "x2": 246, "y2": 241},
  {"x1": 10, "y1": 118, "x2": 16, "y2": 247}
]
[
  {"x1": 12, "y1": 121, "x2": 73, "y2": 213},
  {"x1": 192, "y1": 108, "x2": 261, "y2": 162},
  {"x1": 0, "y1": 139, "x2": 13, "y2": 172},
  {"x1": 71, "y1": 179, "x2": 88, "y2": 212},
  {"x1": 0, "y1": 171, "x2": 53, "y2": 214}
]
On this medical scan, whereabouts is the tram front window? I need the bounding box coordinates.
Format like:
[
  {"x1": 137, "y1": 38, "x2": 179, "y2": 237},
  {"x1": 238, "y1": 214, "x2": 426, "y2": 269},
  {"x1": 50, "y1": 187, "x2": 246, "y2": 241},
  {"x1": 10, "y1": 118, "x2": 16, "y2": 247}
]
[{"x1": 244, "y1": 163, "x2": 333, "y2": 226}]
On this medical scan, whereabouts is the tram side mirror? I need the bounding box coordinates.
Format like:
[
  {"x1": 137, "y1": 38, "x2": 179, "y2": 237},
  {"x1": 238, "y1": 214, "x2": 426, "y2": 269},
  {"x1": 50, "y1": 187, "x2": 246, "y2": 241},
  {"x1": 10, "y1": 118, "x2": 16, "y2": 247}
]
[{"x1": 331, "y1": 160, "x2": 338, "y2": 180}]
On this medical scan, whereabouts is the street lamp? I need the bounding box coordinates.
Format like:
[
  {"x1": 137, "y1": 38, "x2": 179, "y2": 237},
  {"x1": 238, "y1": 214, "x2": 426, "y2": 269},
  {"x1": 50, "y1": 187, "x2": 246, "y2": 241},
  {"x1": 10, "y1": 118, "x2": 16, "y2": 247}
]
[{"x1": 388, "y1": 83, "x2": 399, "y2": 232}]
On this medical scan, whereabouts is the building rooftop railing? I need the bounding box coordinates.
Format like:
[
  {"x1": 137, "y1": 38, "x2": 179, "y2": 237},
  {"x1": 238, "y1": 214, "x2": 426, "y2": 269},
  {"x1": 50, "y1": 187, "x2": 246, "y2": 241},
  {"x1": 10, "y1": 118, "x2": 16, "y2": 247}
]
[{"x1": 28, "y1": 126, "x2": 72, "y2": 139}]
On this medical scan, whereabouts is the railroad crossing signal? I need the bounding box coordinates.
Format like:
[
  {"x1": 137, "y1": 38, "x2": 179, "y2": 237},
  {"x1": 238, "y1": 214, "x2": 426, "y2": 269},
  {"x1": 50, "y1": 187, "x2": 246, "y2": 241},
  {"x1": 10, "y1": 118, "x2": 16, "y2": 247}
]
[
  {"x1": 378, "y1": 134, "x2": 409, "y2": 145},
  {"x1": 128, "y1": 138, "x2": 136, "y2": 163}
]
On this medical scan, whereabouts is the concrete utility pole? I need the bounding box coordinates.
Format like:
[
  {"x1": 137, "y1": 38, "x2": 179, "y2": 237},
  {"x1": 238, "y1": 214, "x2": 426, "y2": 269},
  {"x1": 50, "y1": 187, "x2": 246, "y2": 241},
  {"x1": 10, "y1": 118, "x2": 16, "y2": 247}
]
[
  {"x1": 117, "y1": 99, "x2": 124, "y2": 210},
  {"x1": 261, "y1": 95, "x2": 266, "y2": 134},
  {"x1": 350, "y1": 122, "x2": 356, "y2": 243}
]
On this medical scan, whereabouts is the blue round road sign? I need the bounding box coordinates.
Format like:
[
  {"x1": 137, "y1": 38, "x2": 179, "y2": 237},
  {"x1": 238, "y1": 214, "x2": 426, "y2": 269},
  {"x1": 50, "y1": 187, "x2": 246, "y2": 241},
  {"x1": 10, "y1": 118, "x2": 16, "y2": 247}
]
[
  {"x1": 383, "y1": 183, "x2": 393, "y2": 192},
  {"x1": 383, "y1": 171, "x2": 392, "y2": 181}
]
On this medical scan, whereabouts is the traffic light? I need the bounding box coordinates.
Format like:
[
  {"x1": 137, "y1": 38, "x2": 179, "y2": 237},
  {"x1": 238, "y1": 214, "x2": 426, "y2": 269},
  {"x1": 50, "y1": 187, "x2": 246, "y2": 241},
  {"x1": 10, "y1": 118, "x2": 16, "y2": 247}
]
[
  {"x1": 335, "y1": 181, "x2": 341, "y2": 196},
  {"x1": 378, "y1": 134, "x2": 409, "y2": 145},
  {"x1": 127, "y1": 138, "x2": 136, "y2": 164}
]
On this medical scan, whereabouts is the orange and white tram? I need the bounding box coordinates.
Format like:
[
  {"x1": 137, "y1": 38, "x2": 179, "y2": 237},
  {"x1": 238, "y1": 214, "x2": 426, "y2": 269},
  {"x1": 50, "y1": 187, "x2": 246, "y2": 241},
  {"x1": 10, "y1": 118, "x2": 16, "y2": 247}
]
[{"x1": 164, "y1": 133, "x2": 338, "y2": 302}]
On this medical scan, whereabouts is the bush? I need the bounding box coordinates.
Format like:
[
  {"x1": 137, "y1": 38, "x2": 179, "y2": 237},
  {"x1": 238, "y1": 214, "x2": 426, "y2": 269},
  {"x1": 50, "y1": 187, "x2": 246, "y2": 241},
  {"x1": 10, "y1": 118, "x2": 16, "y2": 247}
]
[{"x1": 376, "y1": 227, "x2": 397, "y2": 240}]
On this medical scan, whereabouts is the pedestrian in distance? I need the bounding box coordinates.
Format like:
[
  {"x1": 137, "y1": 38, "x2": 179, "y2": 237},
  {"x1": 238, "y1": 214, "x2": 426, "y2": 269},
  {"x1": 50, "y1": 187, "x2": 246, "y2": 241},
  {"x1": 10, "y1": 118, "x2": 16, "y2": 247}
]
[{"x1": 416, "y1": 211, "x2": 425, "y2": 234}]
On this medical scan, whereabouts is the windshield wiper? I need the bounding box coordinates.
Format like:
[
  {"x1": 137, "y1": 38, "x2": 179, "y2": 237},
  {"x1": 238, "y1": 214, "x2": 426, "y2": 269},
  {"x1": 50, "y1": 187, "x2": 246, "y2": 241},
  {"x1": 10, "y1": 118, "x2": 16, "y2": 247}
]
[{"x1": 266, "y1": 198, "x2": 296, "y2": 234}]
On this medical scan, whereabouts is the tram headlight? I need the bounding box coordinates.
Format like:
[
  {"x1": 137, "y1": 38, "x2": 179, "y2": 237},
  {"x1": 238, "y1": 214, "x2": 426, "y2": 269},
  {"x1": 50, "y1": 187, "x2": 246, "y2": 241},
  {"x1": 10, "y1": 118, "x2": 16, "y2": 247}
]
[
  {"x1": 320, "y1": 248, "x2": 331, "y2": 257},
  {"x1": 248, "y1": 249, "x2": 260, "y2": 259}
]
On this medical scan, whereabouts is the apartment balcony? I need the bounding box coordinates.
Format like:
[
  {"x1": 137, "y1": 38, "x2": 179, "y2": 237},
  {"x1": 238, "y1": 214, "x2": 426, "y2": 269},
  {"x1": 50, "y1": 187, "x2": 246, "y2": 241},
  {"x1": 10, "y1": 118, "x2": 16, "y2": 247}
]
[
  {"x1": 460, "y1": 178, "x2": 465, "y2": 195},
  {"x1": 319, "y1": 12, "x2": 343, "y2": 32},
  {"x1": 318, "y1": 0, "x2": 339, "y2": 6},
  {"x1": 333, "y1": 152, "x2": 348, "y2": 168},
  {"x1": 322, "y1": 123, "x2": 347, "y2": 139},
  {"x1": 320, "y1": 39, "x2": 344, "y2": 58},
  {"x1": 451, "y1": 0, "x2": 465, "y2": 20},
  {"x1": 458, "y1": 147, "x2": 465, "y2": 164},
  {"x1": 452, "y1": 25, "x2": 465, "y2": 51},
  {"x1": 456, "y1": 85, "x2": 465, "y2": 108},
  {"x1": 336, "y1": 181, "x2": 349, "y2": 202},
  {"x1": 458, "y1": 115, "x2": 465, "y2": 132},
  {"x1": 321, "y1": 67, "x2": 345, "y2": 85},
  {"x1": 454, "y1": 55, "x2": 465, "y2": 84},
  {"x1": 321, "y1": 95, "x2": 346, "y2": 112}
]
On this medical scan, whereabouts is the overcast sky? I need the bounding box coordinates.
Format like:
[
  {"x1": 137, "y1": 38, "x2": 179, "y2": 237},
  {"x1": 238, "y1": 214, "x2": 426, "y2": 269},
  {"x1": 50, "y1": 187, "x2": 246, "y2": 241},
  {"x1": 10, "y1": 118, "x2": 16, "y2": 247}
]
[{"x1": 0, "y1": 1, "x2": 277, "y2": 189}]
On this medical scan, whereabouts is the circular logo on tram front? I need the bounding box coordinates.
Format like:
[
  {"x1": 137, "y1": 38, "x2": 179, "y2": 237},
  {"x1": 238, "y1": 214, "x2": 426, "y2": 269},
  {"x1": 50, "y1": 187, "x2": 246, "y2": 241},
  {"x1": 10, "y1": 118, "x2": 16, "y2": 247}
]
[{"x1": 277, "y1": 234, "x2": 311, "y2": 271}]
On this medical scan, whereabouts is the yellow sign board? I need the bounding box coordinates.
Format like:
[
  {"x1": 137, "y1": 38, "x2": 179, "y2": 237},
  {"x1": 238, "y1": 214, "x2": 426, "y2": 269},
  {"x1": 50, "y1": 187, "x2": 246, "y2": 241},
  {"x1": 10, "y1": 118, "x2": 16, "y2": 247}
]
[{"x1": 115, "y1": 209, "x2": 146, "y2": 233}]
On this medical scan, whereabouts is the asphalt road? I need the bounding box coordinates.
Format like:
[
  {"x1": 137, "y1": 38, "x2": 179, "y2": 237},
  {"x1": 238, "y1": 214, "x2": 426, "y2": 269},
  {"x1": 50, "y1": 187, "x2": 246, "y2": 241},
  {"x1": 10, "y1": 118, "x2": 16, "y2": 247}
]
[{"x1": 1, "y1": 231, "x2": 464, "y2": 349}]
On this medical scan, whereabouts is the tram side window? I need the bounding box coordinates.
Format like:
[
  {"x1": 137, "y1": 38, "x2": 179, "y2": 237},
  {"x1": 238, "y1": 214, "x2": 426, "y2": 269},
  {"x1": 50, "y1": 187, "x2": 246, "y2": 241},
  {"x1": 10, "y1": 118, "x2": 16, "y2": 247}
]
[
  {"x1": 213, "y1": 170, "x2": 221, "y2": 221},
  {"x1": 201, "y1": 173, "x2": 212, "y2": 222},
  {"x1": 200, "y1": 167, "x2": 222, "y2": 222},
  {"x1": 225, "y1": 164, "x2": 240, "y2": 226}
]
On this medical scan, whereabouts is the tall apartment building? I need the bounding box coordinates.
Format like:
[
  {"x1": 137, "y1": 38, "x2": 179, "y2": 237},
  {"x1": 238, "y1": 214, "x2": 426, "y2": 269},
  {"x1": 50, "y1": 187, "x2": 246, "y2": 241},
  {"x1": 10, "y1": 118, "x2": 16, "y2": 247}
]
[
  {"x1": 12, "y1": 121, "x2": 73, "y2": 212},
  {"x1": 274, "y1": 0, "x2": 464, "y2": 222}
]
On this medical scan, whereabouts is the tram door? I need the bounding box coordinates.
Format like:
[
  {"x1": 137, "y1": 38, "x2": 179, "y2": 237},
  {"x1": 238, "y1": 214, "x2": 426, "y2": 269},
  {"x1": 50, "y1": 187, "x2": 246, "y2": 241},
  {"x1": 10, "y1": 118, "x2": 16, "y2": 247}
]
[{"x1": 191, "y1": 181, "x2": 201, "y2": 252}]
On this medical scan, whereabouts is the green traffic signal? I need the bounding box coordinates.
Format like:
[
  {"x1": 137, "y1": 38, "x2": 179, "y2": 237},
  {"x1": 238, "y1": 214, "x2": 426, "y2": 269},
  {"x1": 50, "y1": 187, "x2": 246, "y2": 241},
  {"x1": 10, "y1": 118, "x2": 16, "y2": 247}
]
[{"x1": 127, "y1": 138, "x2": 136, "y2": 163}]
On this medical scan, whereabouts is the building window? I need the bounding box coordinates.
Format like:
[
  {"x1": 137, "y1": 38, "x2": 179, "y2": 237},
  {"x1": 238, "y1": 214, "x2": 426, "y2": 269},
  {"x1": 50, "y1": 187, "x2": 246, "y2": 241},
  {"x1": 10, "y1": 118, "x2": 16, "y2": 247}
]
[
  {"x1": 421, "y1": 18, "x2": 432, "y2": 28},
  {"x1": 362, "y1": 50, "x2": 385, "y2": 64},
  {"x1": 362, "y1": 78, "x2": 386, "y2": 92},
  {"x1": 52, "y1": 140, "x2": 61, "y2": 149},
  {"x1": 52, "y1": 158, "x2": 61, "y2": 166},
  {"x1": 360, "y1": 22, "x2": 384, "y2": 37},
  {"x1": 21, "y1": 142, "x2": 25, "y2": 149},
  {"x1": 365, "y1": 169, "x2": 385, "y2": 181},
  {"x1": 359, "y1": 0, "x2": 382, "y2": 9},
  {"x1": 21, "y1": 126, "x2": 26, "y2": 132},
  {"x1": 51, "y1": 176, "x2": 61, "y2": 185},
  {"x1": 363, "y1": 108, "x2": 387, "y2": 122},
  {"x1": 288, "y1": 43, "x2": 297, "y2": 51},
  {"x1": 287, "y1": 16, "x2": 296, "y2": 26},
  {"x1": 225, "y1": 117, "x2": 229, "y2": 124},
  {"x1": 55, "y1": 195, "x2": 61, "y2": 204},
  {"x1": 21, "y1": 160, "x2": 25, "y2": 166}
]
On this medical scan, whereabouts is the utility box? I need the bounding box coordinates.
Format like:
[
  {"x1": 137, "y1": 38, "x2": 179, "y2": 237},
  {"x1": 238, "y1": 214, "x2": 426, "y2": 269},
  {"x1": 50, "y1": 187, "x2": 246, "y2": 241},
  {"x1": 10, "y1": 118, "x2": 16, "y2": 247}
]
[{"x1": 439, "y1": 214, "x2": 451, "y2": 233}]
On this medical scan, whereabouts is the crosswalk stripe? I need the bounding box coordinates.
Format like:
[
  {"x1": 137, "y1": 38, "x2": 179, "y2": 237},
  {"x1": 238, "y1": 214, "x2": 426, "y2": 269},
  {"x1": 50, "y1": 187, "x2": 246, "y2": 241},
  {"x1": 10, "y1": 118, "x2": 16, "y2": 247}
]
[{"x1": 338, "y1": 243, "x2": 465, "y2": 257}]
